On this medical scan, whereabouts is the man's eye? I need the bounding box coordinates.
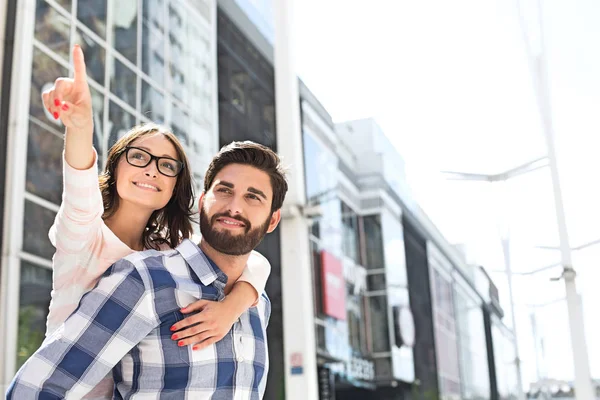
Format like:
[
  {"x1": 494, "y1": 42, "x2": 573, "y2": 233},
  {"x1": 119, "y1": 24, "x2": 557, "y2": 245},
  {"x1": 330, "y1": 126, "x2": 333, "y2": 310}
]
[
  {"x1": 247, "y1": 194, "x2": 260, "y2": 201},
  {"x1": 217, "y1": 188, "x2": 231, "y2": 193}
]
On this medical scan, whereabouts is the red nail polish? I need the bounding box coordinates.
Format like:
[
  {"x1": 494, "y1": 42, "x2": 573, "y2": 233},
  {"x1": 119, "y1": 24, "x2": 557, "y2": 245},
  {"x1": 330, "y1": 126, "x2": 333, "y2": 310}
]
[
  {"x1": 193, "y1": 346, "x2": 199, "y2": 351},
  {"x1": 61, "y1": 103, "x2": 69, "y2": 111},
  {"x1": 53, "y1": 112, "x2": 59, "y2": 119},
  {"x1": 171, "y1": 334, "x2": 178, "y2": 340},
  {"x1": 178, "y1": 341, "x2": 184, "y2": 347},
  {"x1": 54, "y1": 99, "x2": 60, "y2": 106},
  {"x1": 170, "y1": 326, "x2": 176, "y2": 331}
]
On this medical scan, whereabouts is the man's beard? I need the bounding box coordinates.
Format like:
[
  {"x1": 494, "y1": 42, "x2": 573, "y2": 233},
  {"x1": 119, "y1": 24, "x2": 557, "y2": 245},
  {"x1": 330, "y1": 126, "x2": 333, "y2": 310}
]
[{"x1": 200, "y1": 208, "x2": 271, "y2": 256}]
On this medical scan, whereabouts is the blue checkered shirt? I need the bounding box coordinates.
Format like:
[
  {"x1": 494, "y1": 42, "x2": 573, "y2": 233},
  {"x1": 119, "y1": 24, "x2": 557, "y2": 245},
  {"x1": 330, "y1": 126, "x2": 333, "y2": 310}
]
[{"x1": 7, "y1": 239, "x2": 270, "y2": 399}]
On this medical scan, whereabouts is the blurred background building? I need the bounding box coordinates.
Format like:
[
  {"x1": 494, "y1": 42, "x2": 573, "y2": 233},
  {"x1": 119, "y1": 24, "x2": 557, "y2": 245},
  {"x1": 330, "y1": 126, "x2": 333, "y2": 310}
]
[{"x1": 0, "y1": 0, "x2": 525, "y2": 399}]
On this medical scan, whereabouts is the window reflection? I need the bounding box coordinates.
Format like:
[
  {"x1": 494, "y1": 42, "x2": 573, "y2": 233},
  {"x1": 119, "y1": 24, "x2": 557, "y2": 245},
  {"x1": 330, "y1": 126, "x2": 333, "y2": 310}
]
[
  {"x1": 167, "y1": 1, "x2": 190, "y2": 102},
  {"x1": 108, "y1": 101, "x2": 135, "y2": 149},
  {"x1": 142, "y1": 0, "x2": 165, "y2": 85},
  {"x1": 89, "y1": 86, "x2": 105, "y2": 166},
  {"x1": 77, "y1": 0, "x2": 107, "y2": 39},
  {"x1": 141, "y1": 80, "x2": 165, "y2": 122},
  {"x1": 369, "y1": 295, "x2": 390, "y2": 353},
  {"x1": 454, "y1": 288, "x2": 490, "y2": 400},
  {"x1": 110, "y1": 57, "x2": 137, "y2": 108},
  {"x1": 17, "y1": 261, "x2": 52, "y2": 368},
  {"x1": 22, "y1": 201, "x2": 57, "y2": 260},
  {"x1": 341, "y1": 202, "x2": 360, "y2": 263},
  {"x1": 112, "y1": 0, "x2": 138, "y2": 63},
  {"x1": 310, "y1": 240, "x2": 324, "y2": 317},
  {"x1": 431, "y1": 269, "x2": 462, "y2": 399},
  {"x1": 26, "y1": 122, "x2": 63, "y2": 205},
  {"x1": 55, "y1": 0, "x2": 71, "y2": 11},
  {"x1": 363, "y1": 215, "x2": 385, "y2": 269},
  {"x1": 30, "y1": 48, "x2": 69, "y2": 122},
  {"x1": 347, "y1": 292, "x2": 367, "y2": 355},
  {"x1": 75, "y1": 28, "x2": 106, "y2": 85},
  {"x1": 35, "y1": 0, "x2": 70, "y2": 60},
  {"x1": 171, "y1": 101, "x2": 189, "y2": 146}
]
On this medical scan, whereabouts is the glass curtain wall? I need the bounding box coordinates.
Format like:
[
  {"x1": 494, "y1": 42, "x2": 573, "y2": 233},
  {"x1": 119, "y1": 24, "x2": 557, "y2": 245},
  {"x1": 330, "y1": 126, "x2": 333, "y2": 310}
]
[{"x1": 17, "y1": 0, "x2": 216, "y2": 367}]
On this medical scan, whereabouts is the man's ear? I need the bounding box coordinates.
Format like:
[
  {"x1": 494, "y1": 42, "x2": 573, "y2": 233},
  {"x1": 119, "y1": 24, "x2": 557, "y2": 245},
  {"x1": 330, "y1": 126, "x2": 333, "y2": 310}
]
[
  {"x1": 198, "y1": 193, "x2": 205, "y2": 213},
  {"x1": 266, "y1": 209, "x2": 282, "y2": 233}
]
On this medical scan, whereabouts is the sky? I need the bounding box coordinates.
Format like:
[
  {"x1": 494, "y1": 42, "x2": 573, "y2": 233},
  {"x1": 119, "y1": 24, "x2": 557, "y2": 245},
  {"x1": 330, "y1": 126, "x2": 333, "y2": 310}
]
[{"x1": 292, "y1": 0, "x2": 600, "y2": 387}]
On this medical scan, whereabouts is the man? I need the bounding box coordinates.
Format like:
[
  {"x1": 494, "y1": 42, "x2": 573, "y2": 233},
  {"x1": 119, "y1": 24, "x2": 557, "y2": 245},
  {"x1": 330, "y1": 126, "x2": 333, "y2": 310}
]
[{"x1": 7, "y1": 141, "x2": 288, "y2": 399}]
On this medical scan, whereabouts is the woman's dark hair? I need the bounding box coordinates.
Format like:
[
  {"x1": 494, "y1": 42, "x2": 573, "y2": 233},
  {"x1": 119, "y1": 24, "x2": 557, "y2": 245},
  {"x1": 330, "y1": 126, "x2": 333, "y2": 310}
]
[
  {"x1": 203, "y1": 141, "x2": 288, "y2": 213},
  {"x1": 99, "y1": 123, "x2": 195, "y2": 250}
]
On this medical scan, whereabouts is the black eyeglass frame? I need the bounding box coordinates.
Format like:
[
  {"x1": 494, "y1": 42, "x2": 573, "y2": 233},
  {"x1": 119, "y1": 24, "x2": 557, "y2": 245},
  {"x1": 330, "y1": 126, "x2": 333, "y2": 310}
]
[{"x1": 124, "y1": 146, "x2": 184, "y2": 177}]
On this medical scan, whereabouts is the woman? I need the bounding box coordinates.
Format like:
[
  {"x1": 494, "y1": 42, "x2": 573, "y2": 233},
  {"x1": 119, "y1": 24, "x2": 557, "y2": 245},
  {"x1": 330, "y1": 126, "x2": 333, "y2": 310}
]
[{"x1": 41, "y1": 45, "x2": 271, "y2": 399}]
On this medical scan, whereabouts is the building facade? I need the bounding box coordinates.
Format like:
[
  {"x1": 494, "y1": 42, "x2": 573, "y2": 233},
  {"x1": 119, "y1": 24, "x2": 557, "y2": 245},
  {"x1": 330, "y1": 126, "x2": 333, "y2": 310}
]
[{"x1": 0, "y1": 0, "x2": 219, "y2": 388}]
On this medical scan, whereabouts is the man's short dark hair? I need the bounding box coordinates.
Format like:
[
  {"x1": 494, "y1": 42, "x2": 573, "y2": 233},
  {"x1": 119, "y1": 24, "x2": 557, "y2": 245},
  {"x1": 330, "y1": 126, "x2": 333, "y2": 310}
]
[{"x1": 204, "y1": 141, "x2": 288, "y2": 212}]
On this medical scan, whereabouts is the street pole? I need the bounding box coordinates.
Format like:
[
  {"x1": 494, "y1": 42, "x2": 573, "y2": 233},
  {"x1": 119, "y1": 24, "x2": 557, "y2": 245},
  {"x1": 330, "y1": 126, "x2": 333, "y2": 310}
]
[
  {"x1": 500, "y1": 236, "x2": 526, "y2": 400},
  {"x1": 273, "y1": 0, "x2": 320, "y2": 399},
  {"x1": 527, "y1": 1, "x2": 594, "y2": 397}
]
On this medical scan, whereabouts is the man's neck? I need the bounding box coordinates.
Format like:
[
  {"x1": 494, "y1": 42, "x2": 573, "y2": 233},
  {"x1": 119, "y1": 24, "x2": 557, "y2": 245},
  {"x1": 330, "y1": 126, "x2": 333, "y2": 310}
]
[{"x1": 198, "y1": 239, "x2": 250, "y2": 294}]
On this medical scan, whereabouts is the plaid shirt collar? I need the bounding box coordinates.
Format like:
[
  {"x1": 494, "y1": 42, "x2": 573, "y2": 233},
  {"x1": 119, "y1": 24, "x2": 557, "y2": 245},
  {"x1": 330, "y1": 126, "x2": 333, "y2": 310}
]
[{"x1": 173, "y1": 239, "x2": 228, "y2": 288}]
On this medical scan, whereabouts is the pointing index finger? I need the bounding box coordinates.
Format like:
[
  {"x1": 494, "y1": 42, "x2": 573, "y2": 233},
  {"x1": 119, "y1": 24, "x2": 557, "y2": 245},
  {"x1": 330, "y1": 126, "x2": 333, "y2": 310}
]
[{"x1": 72, "y1": 44, "x2": 87, "y2": 83}]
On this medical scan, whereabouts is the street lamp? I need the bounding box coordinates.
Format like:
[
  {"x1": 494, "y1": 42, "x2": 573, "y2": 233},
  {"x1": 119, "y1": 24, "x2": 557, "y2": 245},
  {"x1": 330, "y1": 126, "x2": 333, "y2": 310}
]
[
  {"x1": 441, "y1": 159, "x2": 547, "y2": 400},
  {"x1": 515, "y1": 0, "x2": 595, "y2": 397}
]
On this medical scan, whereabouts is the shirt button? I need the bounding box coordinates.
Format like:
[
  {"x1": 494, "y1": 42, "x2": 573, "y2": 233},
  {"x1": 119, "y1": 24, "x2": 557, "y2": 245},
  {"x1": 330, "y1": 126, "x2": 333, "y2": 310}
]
[{"x1": 237, "y1": 356, "x2": 244, "y2": 362}]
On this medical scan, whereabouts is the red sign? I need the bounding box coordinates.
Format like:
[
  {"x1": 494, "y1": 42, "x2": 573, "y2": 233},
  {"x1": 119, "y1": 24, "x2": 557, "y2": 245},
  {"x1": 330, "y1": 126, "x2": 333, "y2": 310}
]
[{"x1": 321, "y1": 251, "x2": 347, "y2": 320}]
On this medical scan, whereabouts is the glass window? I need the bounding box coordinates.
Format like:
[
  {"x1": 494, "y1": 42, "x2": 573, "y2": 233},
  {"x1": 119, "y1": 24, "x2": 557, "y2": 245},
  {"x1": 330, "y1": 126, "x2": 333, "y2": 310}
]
[
  {"x1": 26, "y1": 122, "x2": 63, "y2": 205},
  {"x1": 347, "y1": 292, "x2": 367, "y2": 355},
  {"x1": 310, "y1": 240, "x2": 324, "y2": 318},
  {"x1": 89, "y1": 86, "x2": 105, "y2": 165},
  {"x1": 17, "y1": 261, "x2": 52, "y2": 368},
  {"x1": 108, "y1": 101, "x2": 135, "y2": 149},
  {"x1": 75, "y1": 27, "x2": 106, "y2": 85},
  {"x1": 362, "y1": 215, "x2": 385, "y2": 269},
  {"x1": 112, "y1": 0, "x2": 138, "y2": 63},
  {"x1": 454, "y1": 287, "x2": 490, "y2": 400},
  {"x1": 142, "y1": 0, "x2": 165, "y2": 85},
  {"x1": 30, "y1": 47, "x2": 69, "y2": 122},
  {"x1": 341, "y1": 202, "x2": 360, "y2": 263},
  {"x1": 110, "y1": 57, "x2": 137, "y2": 108},
  {"x1": 77, "y1": 0, "x2": 107, "y2": 39},
  {"x1": 368, "y1": 295, "x2": 390, "y2": 353},
  {"x1": 35, "y1": 0, "x2": 71, "y2": 60},
  {"x1": 431, "y1": 269, "x2": 461, "y2": 400},
  {"x1": 55, "y1": 0, "x2": 71, "y2": 11},
  {"x1": 171, "y1": 101, "x2": 189, "y2": 146},
  {"x1": 141, "y1": 79, "x2": 165, "y2": 122},
  {"x1": 22, "y1": 201, "x2": 57, "y2": 260},
  {"x1": 167, "y1": 1, "x2": 187, "y2": 102},
  {"x1": 367, "y1": 273, "x2": 386, "y2": 291}
]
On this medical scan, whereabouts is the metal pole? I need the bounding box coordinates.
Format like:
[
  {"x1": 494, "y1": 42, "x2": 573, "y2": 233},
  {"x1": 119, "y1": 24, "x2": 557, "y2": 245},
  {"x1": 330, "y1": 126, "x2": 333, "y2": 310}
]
[
  {"x1": 500, "y1": 237, "x2": 525, "y2": 400},
  {"x1": 532, "y1": 2, "x2": 594, "y2": 398},
  {"x1": 273, "y1": 0, "x2": 320, "y2": 399}
]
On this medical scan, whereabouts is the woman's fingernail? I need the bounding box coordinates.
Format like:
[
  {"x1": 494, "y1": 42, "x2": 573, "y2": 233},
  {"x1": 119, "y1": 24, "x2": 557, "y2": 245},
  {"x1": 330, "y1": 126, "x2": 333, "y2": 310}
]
[
  {"x1": 53, "y1": 112, "x2": 59, "y2": 119},
  {"x1": 170, "y1": 326, "x2": 177, "y2": 331},
  {"x1": 171, "y1": 334, "x2": 178, "y2": 340},
  {"x1": 54, "y1": 99, "x2": 60, "y2": 106},
  {"x1": 178, "y1": 341, "x2": 184, "y2": 347},
  {"x1": 193, "y1": 346, "x2": 199, "y2": 351},
  {"x1": 61, "y1": 103, "x2": 69, "y2": 111}
]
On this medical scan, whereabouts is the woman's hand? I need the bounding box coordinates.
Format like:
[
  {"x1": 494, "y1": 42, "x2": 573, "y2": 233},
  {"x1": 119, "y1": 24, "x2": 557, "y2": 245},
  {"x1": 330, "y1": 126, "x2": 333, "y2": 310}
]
[
  {"x1": 42, "y1": 44, "x2": 93, "y2": 132},
  {"x1": 170, "y1": 299, "x2": 239, "y2": 351}
]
